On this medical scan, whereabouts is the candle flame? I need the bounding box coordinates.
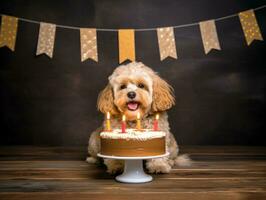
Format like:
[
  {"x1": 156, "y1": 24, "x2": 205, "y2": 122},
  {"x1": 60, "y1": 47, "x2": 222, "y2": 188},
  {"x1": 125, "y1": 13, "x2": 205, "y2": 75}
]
[
  {"x1": 107, "y1": 112, "x2": 110, "y2": 120},
  {"x1": 137, "y1": 112, "x2": 140, "y2": 119},
  {"x1": 122, "y1": 115, "x2": 126, "y2": 121},
  {"x1": 156, "y1": 113, "x2": 159, "y2": 120}
]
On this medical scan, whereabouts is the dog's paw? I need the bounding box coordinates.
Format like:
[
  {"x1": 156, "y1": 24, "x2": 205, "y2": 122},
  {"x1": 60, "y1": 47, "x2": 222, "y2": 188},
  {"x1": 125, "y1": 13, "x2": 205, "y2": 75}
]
[
  {"x1": 104, "y1": 159, "x2": 124, "y2": 174},
  {"x1": 86, "y1": 156, "x2": 97, "y2": 164},
  {"x1": 146, "y1": 158, "x2": 172, "y2": 174}
]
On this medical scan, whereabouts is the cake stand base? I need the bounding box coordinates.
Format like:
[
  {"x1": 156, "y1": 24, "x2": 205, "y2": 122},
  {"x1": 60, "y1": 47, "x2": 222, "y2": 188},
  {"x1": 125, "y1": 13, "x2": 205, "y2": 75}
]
[
  {"x1": 116, "y1": 159, "x2": 152, "y2": 183},
  {"x1": 97, "y1": 152, "x2": 169, "y2": 183}
]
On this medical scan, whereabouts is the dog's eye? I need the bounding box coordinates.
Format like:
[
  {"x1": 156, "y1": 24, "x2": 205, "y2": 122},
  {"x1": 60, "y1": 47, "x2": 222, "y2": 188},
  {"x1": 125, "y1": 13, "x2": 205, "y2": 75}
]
[
  {"x1": 138, "y1": 83, "x2": 145, "y2": 89},
  {"x1": 120, "y1": 84, "x2": 126, "y2": 90}
]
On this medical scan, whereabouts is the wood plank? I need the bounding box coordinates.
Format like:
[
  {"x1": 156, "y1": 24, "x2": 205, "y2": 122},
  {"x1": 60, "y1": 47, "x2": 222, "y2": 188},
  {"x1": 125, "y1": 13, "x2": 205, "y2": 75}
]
[
  {"x1": 1, "y1": 160, "x2": 266, "y2": 170},
  {"x1": 0, "y1": 146, "x2": 265, "y2": 200},
  {"x1": 0, "y1": 146, "x2": 87, "y2": 161},
  {"x1": 0, "y1": 146, "x2": 265, "y2": 160},
  {"x1": 181, "y1": 146, "x2": 266, "y2": 155},
  {"x1": 0, "y1": 168, "x2": 265, "y2": 180},
  {"x1": 0, "y1": 179, "x2": 265, "y2": 192},
  {"x1": 0, "y1": 192, "x2": 266, "y2": 200},
  {"x1": 0, "y1": 191, "x2": 266, "y2": 200}
]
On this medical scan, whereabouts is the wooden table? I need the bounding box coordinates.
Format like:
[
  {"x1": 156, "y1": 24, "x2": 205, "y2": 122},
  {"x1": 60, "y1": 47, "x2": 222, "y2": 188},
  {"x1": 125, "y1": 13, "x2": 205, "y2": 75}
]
[{"x1": 0, "y1": 146, "x2": 265, "y2": 199}]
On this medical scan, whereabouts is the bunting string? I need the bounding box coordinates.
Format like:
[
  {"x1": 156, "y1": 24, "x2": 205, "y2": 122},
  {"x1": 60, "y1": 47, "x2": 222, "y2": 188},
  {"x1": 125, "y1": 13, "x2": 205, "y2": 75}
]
[
  {"x1": 1, "y1": 5, "x2": 265, "y2": 31},
  {"x1": 0, "y1": 5, "x2": 265, "y2": 62}
]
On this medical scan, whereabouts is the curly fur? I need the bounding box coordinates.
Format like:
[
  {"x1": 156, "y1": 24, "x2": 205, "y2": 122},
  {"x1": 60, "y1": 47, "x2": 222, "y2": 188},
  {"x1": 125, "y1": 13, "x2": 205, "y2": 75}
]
[{"x1": 87, "y1": 62, "x2": 191, "y2": 174}]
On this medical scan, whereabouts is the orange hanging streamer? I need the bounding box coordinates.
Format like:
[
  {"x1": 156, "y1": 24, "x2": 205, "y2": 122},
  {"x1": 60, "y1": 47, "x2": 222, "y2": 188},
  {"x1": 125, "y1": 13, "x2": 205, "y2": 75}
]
[{"x1": 118, "y1": 29, "x2": 135, "y2": 63}]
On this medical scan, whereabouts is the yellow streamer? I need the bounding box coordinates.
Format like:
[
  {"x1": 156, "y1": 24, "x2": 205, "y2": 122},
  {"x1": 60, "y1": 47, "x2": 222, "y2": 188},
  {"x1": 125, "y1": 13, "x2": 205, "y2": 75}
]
[{"x1": 118, "y1": 29, "x2": 135, "y2": 63}]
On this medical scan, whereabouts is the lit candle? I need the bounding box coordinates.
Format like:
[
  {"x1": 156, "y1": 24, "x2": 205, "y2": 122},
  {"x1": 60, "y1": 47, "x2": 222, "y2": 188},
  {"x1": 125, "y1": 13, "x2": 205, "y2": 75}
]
[
  {"x1": 153, "y1": 113, "x2": 159, "y2": 131},
  {"x1": 121, "y1": 115, "x2": 126, "y2": 133},
  {"x1": 136, "y1": 112, "x2": 141, "y2": 130},
  {"x1": 106, "y1": 112, "x2": 111, "y2": 131}
]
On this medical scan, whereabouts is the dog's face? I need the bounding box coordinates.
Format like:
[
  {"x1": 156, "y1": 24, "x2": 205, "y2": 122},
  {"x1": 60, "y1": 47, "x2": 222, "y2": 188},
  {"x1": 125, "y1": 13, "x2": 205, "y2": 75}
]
[
  {"x1": 97, "y1": 62, "x2": 175, "y2": 121},
  {"x1": 110, "y1": 70, "x2": 153, "y2": 120}
]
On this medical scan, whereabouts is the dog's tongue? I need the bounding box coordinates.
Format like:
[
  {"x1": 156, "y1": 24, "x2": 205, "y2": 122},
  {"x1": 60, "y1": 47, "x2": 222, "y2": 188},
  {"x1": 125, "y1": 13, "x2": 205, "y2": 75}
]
[{"x1": 127, "y1": 102, "x2": 138, "y2": 110}]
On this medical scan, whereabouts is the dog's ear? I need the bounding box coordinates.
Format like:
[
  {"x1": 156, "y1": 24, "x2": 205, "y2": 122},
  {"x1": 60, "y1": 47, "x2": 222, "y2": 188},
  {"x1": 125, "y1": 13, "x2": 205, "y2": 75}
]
[
  {"x1": 97, "y1": 84, "x2": 117, "y2": 114},
  {"x1": 151, "y1": 74, "x2": 175, "y2": 112}
]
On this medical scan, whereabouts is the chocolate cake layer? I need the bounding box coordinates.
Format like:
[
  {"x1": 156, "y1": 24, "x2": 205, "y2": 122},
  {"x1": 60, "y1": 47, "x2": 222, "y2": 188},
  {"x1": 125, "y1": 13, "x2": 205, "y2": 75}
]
[{"x1": 100, "y1": 137, "x2": 165, "y2": 157}]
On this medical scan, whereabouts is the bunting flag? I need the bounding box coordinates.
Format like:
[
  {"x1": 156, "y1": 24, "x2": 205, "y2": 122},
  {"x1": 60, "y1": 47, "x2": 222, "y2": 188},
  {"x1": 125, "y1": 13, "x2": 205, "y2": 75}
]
[
  {"x1": 199, "y1": 20, "x2": 221, "y2": 54},
  {"x1": 118, "y1": 29, "x2": 135, "y2": 63},
  {"x1": 239, "y1": 9, "x2": 263, "y2": 46},
  {"x1": 0, "y1": 15, "x2": 18, "y2": 51},
  {"x1": 157, "y1": 27, "x2": 177, "y2": 60},
  {"x1": 36, "y1": 22, "x2": 56, "y2": 58},
  {"x1": 0, "y1": 5, "x2": 265, "y2": 62},
  {"x1": 80, "y1": 28, "x2": 98, "y2": 62}
]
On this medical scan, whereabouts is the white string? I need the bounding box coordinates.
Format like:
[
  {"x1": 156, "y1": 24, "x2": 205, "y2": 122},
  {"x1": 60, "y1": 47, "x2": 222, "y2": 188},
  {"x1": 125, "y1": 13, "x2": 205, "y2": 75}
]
[{"x1": 0, "y1": 5, "x2": 265, "y2": 32}]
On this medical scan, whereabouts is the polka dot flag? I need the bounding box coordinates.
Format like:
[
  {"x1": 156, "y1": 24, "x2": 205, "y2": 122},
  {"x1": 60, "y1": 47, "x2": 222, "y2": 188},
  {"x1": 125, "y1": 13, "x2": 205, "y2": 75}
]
[
  {"x1": 36, "y1": 22, "x2": 56, "y2": 58},
  {"x1": 0, "y1": 15, "x2": 18, "y2": 51},
  {"x1": 239, "y1": 9, "x2": 263, "y2": 46},
  {"x1": 0, "y1": 5, "x2": 265, "y2": 63},
  {"x1": 199, "y1": 20, "x2": 221, "y2": 54},
  {"x1": 80, "y1": 28, "x2": 98, "y2": 62},
  {"x1": 157, "y1": 27, "x2": 177, "y2": 61}
]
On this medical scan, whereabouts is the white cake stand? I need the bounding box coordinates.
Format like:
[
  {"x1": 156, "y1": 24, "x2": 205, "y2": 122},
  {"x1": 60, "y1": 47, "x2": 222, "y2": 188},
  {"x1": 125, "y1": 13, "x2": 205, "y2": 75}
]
[{"x1": 97, "y1": 152, "x2": 169, "y2": 183}]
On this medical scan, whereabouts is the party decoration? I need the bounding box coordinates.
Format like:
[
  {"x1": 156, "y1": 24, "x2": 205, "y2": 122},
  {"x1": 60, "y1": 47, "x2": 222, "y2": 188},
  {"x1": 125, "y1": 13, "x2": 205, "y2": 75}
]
[
  {"x1": 199, "y1": 20, "x2": 221, "y2": 54},
  {"x1": 157, "y1": 27, "x2": 177, "y2": 60},
  {"x1": 0, "y1": 5, "x2": 265, "y2": 62},
  {"x1": 136, "y1": 112, "x2": 141, "y2": 130},
  {"x1": 118, "y1": 29, "x2": 135, "y2": 63},
  {"x1": 239, "y1": 9, "x2": 263, "y2": 45},
  {"x1": 0, "y1": 15, "x2": 18, "y2": 51},
  {"x1": 80, "y1": 28, "x2": 98, "y2": 62},
  {"x1": 105, "y1": 112, "x2": 111, "y2": 131},
  {"x1": 36, "y1": 22, "x2": 56, "y2": 58},
  {"x1": 153, "y1": 114, "x2": 159, "y2": 131},
  {"x1": 121, "y1": 115, "x2": 126, "y2": 133}
]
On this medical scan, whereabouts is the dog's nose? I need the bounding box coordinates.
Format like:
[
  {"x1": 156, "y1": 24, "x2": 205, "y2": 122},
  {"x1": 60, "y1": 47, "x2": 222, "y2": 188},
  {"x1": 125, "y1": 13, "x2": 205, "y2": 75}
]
[{"x1": 127, "y1": 91, "x2": 136, "y2": 99}]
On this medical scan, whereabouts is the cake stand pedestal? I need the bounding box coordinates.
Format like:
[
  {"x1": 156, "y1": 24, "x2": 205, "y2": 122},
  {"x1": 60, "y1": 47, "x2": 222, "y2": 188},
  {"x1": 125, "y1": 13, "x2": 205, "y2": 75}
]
[{"x1": 97, "y1": 152, "x2": 169, "y2": 183}]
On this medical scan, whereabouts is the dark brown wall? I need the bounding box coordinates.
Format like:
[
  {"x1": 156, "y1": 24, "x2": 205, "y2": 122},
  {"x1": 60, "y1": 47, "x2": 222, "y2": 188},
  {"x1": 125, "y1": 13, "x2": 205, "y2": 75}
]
[{"x1": 0, "y1": 0, "x2": 265, "y2": 146}]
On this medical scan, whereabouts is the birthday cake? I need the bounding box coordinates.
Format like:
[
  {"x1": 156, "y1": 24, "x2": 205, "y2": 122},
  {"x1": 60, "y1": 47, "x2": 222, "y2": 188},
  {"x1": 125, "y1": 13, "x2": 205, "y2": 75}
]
[{"x1": 100, "y1": 129, "x2": 166, "y2": 157}]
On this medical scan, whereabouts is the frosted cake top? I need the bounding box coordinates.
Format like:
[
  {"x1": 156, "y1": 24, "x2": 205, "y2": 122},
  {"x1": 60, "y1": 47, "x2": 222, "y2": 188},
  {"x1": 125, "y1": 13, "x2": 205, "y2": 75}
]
[{"x1": 100, "y1": 128, "x2": 165, "y2": 141}]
